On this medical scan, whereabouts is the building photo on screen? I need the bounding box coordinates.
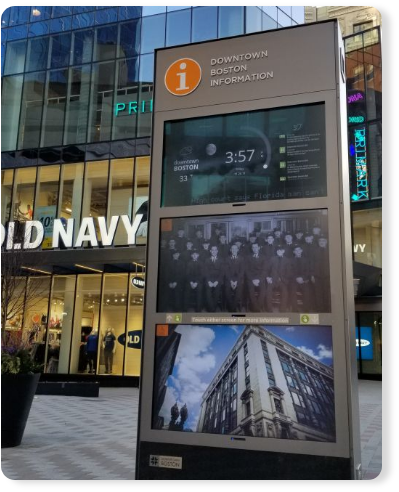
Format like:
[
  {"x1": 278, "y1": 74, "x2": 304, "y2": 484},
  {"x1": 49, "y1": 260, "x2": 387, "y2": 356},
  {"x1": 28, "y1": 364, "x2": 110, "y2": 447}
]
[
  {"x1": 161, "y1": 103, "x2": 326, "y2": 207},
  {"x1": 152, "y1": 324, "x2": 335, "y2": 443},
  {"x1": 158, "y1": 209, "x2": 331, "y2": 314}
]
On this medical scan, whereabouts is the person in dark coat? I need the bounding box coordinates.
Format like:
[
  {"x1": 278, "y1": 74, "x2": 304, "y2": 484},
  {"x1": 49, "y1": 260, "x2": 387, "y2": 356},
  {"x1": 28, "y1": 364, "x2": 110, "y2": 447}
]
[
  {"x1": 265, "y1": 245, "x2": 292, "y2": 312},
  {"x1": 203, "y1": 245, "x2": 224, "y2": 312},
  {"x1": 164, "y1": 251, "x2": 185, "y2": 312},
  {"x1": 245, "y1": 243, "x2": 265, "y2": 312},
  {"x1": 310, "y1": 235, "x2": 331, "y2": 312},
  {"x1": 184, "y1": 249, "x2": 203, "y2": 312},
  {"x1": 289, "y1": 245, "x2": 311, "y2": 312},
  {"x1": 224, "y1": 244, "x2": 245, "y2": 312}
]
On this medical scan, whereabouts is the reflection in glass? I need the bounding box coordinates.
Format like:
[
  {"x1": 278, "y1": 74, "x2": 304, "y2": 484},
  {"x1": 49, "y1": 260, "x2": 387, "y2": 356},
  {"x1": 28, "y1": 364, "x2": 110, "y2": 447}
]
[
  {"x1": 71, "y1": 29, "x2": 93, "y2": 65},
  {"x1": 18, "y1": 72, "x2": 46, "y2": 150},
  {"x1": 69, "y1": 275, "x2": 101, "y2": 374},
  {"x1": 134, "y1": 157, "x2": 150, "y2": 245},
  {"x1": 166, "y1": 9, "x2": 191, "y2": 47},
  {"x1": 41, "y1": 69, "x2": 69, "y2": 147},
  {"x1": 34, "y1": 165, "x2": 60, "y2": 248},
  {"x1": 26, "y1": 37, "x2": 49, "y2": 71},
  {"x1": 219, "y1": 6, "x2": 244, "y2": 38},
  {"x1": 45, "y1": 276, "x2": 76, "y2": 374},
  {"x1": 99, "y1": 274, "x2": 129, "y2": 375},
  {"x1": 64, "y1": 65, "x2": 91, "y2": 145},
  {"x1": 192, "y1": 7, "x2": 217, "y2": 42},
  {"x1": 1, "y1": 74, "x2": 23, "y2": 151},
  {"x1": 246, "y1": 7, "x2": 262, "y2": 33},
  {"x1": 118, "y1": 19, "x2": 141, "y2": 58},
  {"x1": 141, "y1": 13, "x2": 166, "y2": 53},
  {"x1": 3, "y1": 277, "x2": 27, "y2": 332},
  {"x1": 124, "y1": 274, "x2": 144, "y2": 376},
  {"x1": 49, "y1": 33, "x2": 71, "y2": 68},
  {"x1": 137, "y1": 82, "x2": 153, "y2": 138},
  {"x1": 1, "y1": 169, "x2": 14, "y2": 224},
  {"x1": 13, "y1": 167, "x2": 37, "y2": 221},
  {"x1": 89, "y1": 61, "x2": 115, "y2": 142},
  {"x1": 4, "y1": 40, "x2": 26, "y2": 75},
  {"x1": 109, "y1": 159, "x2": 134, "y2": 245},
  {"x1": 352, "y1": 208, "x2": 382, "y2": 268},
  {"x1": 94, "y1": 24, "x2": 118, "y2": 61}
]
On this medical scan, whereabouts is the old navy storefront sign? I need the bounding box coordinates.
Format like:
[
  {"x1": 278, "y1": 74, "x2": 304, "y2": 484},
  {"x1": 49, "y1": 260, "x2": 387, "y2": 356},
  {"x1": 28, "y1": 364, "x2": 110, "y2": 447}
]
[
  {"x1": 118, "y1": 330, "x2": 142, "y2": 349},
  {"x1": 1, "y1": 214, "x2": 143, "y2": 250}
]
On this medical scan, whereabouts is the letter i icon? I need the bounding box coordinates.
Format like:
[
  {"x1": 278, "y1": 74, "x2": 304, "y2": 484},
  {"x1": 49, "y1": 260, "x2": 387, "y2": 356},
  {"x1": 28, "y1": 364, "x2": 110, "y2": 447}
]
[{"x1": 177, "y1": 63, "x2": 188, "y2": 91}]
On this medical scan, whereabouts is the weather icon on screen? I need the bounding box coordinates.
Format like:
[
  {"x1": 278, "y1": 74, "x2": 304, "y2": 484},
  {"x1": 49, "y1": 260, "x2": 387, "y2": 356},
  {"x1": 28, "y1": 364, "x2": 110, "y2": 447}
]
[{"x1": 205, "y1": 143, "x2": 217, "y2": 156}]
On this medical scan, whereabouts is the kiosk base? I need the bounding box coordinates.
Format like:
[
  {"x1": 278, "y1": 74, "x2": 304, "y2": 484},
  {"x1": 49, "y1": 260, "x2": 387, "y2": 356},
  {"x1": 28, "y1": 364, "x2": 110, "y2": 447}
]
[{"x1": 137, "y1": 441, "x2": 353, "y2": 480}]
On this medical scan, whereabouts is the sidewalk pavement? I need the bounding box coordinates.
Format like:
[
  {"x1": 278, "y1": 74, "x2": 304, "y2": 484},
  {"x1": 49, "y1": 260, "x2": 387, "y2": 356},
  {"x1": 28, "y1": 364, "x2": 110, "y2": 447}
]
[{"x1": 1, "y1": 380, "x2": 381, "y2": 480}]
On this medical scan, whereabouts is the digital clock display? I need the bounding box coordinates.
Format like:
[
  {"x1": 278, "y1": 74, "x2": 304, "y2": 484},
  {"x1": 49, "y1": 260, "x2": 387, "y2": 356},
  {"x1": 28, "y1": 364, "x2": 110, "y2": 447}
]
[{"x1": 161, "y1": 103, "x2": 326, "y2": 207}]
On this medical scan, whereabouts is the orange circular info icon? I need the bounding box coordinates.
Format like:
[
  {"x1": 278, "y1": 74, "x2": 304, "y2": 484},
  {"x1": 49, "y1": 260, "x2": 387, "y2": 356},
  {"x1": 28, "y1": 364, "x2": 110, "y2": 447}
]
[{"x1": 164, "y1": 58, "x2": 202, "y2": 96}]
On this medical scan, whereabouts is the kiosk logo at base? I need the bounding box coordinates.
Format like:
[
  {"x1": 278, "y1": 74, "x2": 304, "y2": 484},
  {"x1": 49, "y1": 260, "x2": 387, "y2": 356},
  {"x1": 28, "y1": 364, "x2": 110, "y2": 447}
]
[{"x1": 149, "y1": 455, "x2": 182, "y2": 469}]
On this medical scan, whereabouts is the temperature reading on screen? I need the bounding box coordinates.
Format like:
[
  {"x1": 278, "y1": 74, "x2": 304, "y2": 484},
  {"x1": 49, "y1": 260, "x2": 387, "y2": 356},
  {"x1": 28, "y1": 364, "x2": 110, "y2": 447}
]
[{"x1": 225, "y1": 149, "x2": 255, "y2": 164}]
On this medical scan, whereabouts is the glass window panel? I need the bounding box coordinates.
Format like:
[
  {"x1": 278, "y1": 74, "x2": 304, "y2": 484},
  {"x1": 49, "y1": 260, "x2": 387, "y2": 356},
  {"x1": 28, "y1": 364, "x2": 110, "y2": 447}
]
[
  {"x1": 141, "y1": 14, "x2": 166, "y2": 54},
  {"x1": 82, "y1": 161, "x2": 109, "y2": 233},
  {"x1": 2, "y1": 7, "x2": 11, "y2": 27},
  {"x1": 279, "y1": 7, "x2": 292, "y2": 17},
  {"x1": 28, "y1": 21, "x2": 50, "y2": 37},
  {"x1": 133, "y1": 157, "x2": 150, "y2": 245},
  {"x1": 45, "y1": 276, "x2": 75, "y2": 374},
  {"x1": 118, "y1": 6, "x2": 142, "y2": 21},
  {"x1": 71, "y1": 29, "x2": 94, "y2": 65},
  {"x1": 73, "y1": 7, "x2": 94, "y2": 14},
  {"x1": 69, "y1": 275, "x2": 101, "y2": 374},
  {"x1": 1, "y1": 169, "x2": 14, "y2": 223},
  {"x1": 292, "y1": 7, "x2": 305, "y2": 25},
  {"x1": 352, "y1": 208, "x2": 382, "y2": 268},
  {"x1": 4, "y1": 40, "x2": 26, "y2": 75},
  {"x1": 50, "y1": 33, "x2": 71, "y2": 68},
  {"x1": 72, "y1": 12, "x2": 95, "y2": 30},
  {"x1": 219, "y1": 6, "x2": 244, "y2": 38},
  {"x1": 108, "y1": 159, "x2": 134, "y2": 245},
  {"x1": 12, "y1": 167, "x2": 37, "y2": 221},
  {"x1": 7, "y1": 25, "x2": 28, "y2": 41},
  {"x1": 113, "y1": 58, "x2": 139, "y2": 140},
  {"x1": 143, "y1": 7, "x2": 166, "y2": 16},
  {"x1": 58, "y1": 163, "x2": 84, "y2": 242},
  {"x1": 368, "y1": 122, "x2": 382, "y2": 198},
  {"x1": 30, "y1": 6, "x2": 52, "y2": 22},
  {"x1": 64, "y1": 65, "x2": 91, "y2": 145},
  {"x1": 246, "y1": 6, "x2": 262, "y2": 34},
  {"x1": 99, "y1": 274, "x2": 129, "y2": 375},
  {"x1": 366, "y1": 63, "x2": 382, "y2": 121},
  {"x1": 262, "y1": 7, "x2": 278, "y2": 21},
  {"x1": 95, "y1": 8, "x2": 118, "y2": 25},
  {"x1": 9, "y1": 6, "x2": 30, "y2": 26},
  {"x1": 277, "y1": 9, "x2": 292, "y2": 27},
  {"x1": 52, "y1": 7, "x2": 72, "y2": 18},
  {"x1": 41, "y1": 69, "x2": 68, "y2": 147},
  {"x1": 1, "y1": 74, "x2": 23, "y2": 151},
  {"x1": 166, "y1": 9, "x2": 191, "y2": 47},
  {"x1": 34, "y1": 165, "x2": 60, "y2": 249},
  {"x1": 357, "y1": 312, "x2": 382, "y2": 376},
  {"x1": 137, "y1": 82, "x2": 153, "y2": 138},
  {"x1": 50, "y1": 16, "x2": 72, "y2": 33},
  {"x1": 167, "y1": 7, "x2": 190, "y2": 12},
  {"x1": 3, "y1": 277, "x2": 27, "y2": 332},
  {"x1": 192, "y1": 7, "x2": 217, "y2": 42},
  {"x1": 94, "y1": 24, "x2": 118, "y2": 61},
  {"x1": 118, "y1": 19, "x2": 141, "y2": 58},
  {"x1": 139, "y1": 53, "x2": 154, "y2": 83},
  {"x1": 88, "y1": 61, "x2": 115, "y2": 142},
  {"x1": 18, "y1": 71, "x2": 46, "y2": 150},
  {"x1": 124, "y1": 273, "x2": 144, "y2": 376},
  {"x1": 26, "y1": 37, "x2": 49, "y2": 71}
]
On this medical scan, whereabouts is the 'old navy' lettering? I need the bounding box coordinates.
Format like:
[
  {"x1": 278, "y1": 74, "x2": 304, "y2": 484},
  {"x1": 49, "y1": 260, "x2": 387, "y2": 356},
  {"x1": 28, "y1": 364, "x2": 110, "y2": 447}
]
[{"x1": 1, "y1": 214, "x2": 143, "y2": 250}]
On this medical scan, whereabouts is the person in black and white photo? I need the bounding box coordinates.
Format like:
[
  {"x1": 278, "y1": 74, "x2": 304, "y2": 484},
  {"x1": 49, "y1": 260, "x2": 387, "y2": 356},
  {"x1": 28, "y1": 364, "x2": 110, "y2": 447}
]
[
  {"x1": 184, "y1": 249, "x2": 203, "y2": 312},
  {"x1": 224, "y1": 243, "x2": 245, "y2": 312},
  {"x1": 265, "y1": 245, "x2": 291, "y2": 312},
  {"x1": 289, "y1": 244, "x2": 311, "y2": 312},
  {"x1": 164, "y1": 250, "x2": 185, "y2": 312},
  {"x1": 246, "y1": 242, "x2": 265, "y2": 311},
  {"x1": 203, "y1": 245, "x2": 224, "y2": 312},
  {"x1": 310, "y1": 235, "x2": 331, "y2": 312}
]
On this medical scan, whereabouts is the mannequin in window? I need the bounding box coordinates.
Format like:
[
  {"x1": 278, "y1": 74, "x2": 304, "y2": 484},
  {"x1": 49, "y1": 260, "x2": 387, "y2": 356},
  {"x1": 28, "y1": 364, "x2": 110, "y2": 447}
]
[
  {"x1": 86, "y1": 328, "x2": 98, "y2": 374},
  {"x1": 103, "y1": 328, "x2": 116, "y2": 374}
]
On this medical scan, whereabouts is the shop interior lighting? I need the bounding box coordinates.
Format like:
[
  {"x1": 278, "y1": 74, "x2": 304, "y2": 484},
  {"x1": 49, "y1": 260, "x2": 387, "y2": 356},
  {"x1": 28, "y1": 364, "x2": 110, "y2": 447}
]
[
  {"x1": 74, "y1": 264, "x2": 103, "y2": 273},
  {"x1": 32, "y1": 9, "x2": 41, "y2": 16},
  {"x1": 21, "y1": 266, "x2": 51, "y2": 275}
]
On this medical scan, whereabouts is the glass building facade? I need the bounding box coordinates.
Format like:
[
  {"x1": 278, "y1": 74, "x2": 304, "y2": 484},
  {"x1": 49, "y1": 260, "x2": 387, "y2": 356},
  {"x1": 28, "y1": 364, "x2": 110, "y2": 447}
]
[{"x1": 1, "y1": 6, "x2": 304, "y2": 382}]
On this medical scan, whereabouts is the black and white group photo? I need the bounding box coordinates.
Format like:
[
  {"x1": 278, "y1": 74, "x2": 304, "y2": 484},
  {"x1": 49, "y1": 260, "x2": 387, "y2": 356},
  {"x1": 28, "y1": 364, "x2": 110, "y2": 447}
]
[{"x1": 157, "y1": 210, "x2": 331, "y2": 313}]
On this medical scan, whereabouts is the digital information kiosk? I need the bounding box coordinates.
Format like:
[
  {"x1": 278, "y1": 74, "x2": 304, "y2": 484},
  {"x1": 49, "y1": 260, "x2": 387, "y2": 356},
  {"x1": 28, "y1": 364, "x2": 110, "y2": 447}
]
[{"x1": 136, "y1": 21, "x2": 361, "y2": 480}]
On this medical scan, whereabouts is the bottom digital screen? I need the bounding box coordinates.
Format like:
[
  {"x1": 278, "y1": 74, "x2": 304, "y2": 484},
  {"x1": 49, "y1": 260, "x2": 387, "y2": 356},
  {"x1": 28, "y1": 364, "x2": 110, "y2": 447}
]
[{"x1": 153, "y1": 324, "x2": 336, "y2": 443}]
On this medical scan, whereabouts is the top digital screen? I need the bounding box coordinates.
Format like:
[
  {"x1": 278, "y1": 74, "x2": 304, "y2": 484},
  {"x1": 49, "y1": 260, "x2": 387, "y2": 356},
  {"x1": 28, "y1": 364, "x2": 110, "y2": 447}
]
[{"x1": 161, "y1": 103, "x2": 327, "y2": 207}]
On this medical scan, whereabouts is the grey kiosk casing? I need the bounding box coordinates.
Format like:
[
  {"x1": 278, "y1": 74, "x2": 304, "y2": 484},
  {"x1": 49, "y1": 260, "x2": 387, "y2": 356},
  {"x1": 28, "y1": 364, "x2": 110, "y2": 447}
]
[{"x1": 136, "y1": 21, "x2": 361, "y2": 480}]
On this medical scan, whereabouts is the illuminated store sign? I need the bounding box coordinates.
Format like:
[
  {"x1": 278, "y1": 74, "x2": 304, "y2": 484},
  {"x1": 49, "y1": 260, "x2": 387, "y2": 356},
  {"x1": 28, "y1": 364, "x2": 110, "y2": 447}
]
[
  {"x1": 114, "y1": 99, "x2": 153, "y2": 116},
  {"x1": 348, "y1": 116, "x2": 365, "y2": 124},
  {"x1": 1, "y1": 214, "x2": 144, "y2": 250},
  {"x1": 347, "y1": 92, "x2": 364, "y2": 104},
  {"x1": 351, "y1": 127, "x2": 369, "y2": 201},
  {"x1": 355, "y1": 326, "x2": 374, "y2": 360}
]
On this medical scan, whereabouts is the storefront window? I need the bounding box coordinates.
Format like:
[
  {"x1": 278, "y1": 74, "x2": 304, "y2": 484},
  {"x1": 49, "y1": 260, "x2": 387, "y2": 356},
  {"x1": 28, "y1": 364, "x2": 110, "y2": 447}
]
[
  {"x1": 3, "y1": 276, "x2": 27, "y2": 333},
  {"x1": 352, "y1": 208, "x2": 382, "y2": 268},
  {"x1": 58, "y1": 163, "x2": 84, "y2": 243},
  {"x1": 1, "y1": 169, "x2": 14, "y2": 224},
  {"x1": 356, "y1": 311, "x2": 382, "y2": 377},
  {"x1": 98, "y1": 274, "x2": 129, "y2": 375},
  {"x1": 133, "y1": 156, "x2": 150, "y2": 245},
  {"x1": 34, "y1": 165, "x2": 60, "y2": 248},
  {"x1": 1, "y1": 74, "x2": 23, "y2": 151},
  {"x1": 82, "y1": 160, "x2": 109, "y2": 241},
  {"x1": 12, "y1": 167, "x2": 37, "y2": 221},
  {"x1": 109, "y1": 158, "x2": 134, "y2": 245},
  {"x1": 69, "y1": 275, "x2": 101, "y2": 374},
  {"x1": 124, "y1": 273, "x2": 144, "y2": 376},
  {"x1": 45, "y1": 275, "x2": 76, "y2": 374}
]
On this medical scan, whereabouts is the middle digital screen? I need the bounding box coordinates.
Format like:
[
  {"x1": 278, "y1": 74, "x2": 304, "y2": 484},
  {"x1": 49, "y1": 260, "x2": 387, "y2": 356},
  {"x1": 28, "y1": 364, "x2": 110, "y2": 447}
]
[
  {"x1": 161, "y1": 103, "x2": 326, "y2": 207},
  {"x1": 157, "y1": 210, "x2": 331, "y2": 314}
]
